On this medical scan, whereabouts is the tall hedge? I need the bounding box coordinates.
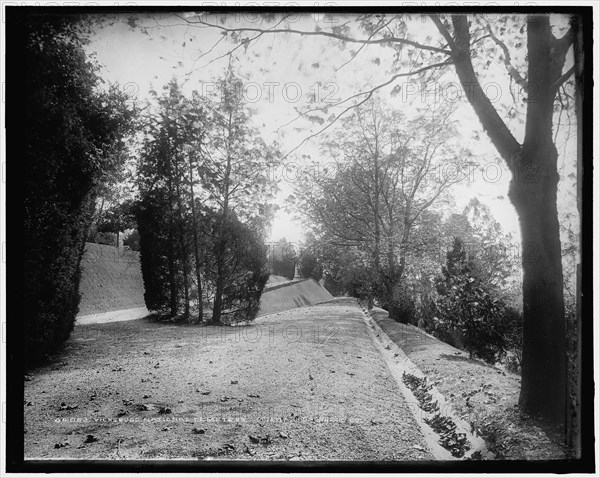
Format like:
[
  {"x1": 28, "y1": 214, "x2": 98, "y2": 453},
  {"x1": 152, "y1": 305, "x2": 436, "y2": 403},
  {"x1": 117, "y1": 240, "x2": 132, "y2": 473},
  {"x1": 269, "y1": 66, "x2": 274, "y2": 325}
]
[{"x1": 21, "y1": 14, "x2": 133, "y2": 364}]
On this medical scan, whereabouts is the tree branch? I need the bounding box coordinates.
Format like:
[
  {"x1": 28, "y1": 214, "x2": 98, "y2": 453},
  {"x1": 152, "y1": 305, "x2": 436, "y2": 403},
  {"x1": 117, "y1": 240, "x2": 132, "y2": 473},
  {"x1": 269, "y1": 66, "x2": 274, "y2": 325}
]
[
  {"x1": 552, "y1": 24, "x2": 574, "y2": 61},
  {"x1": 180, "y1": 15, "x2": 453, "y2": 55},
  {"x1": 485, "y1": 21, "x2": 528, "y2": 92},
  {"x1": 282, "y1": 60, "x2": 453, "y2": 158},
  {"x1": 450, "y1": 15, "x2": 521, "y2": 167},
  {"x1": 551, "y1": 65, "x2": 575, "y2": 92},
  {"x1": 430, "y1": 15, "x2": 456, "y2": 50}
]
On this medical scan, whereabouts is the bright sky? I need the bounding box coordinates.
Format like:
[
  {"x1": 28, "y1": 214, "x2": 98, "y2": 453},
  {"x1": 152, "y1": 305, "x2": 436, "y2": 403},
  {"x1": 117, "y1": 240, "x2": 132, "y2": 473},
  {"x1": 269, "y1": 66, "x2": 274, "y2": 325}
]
[{"x1": 86, "y1": 12, "x2": 578, "y2": 247}]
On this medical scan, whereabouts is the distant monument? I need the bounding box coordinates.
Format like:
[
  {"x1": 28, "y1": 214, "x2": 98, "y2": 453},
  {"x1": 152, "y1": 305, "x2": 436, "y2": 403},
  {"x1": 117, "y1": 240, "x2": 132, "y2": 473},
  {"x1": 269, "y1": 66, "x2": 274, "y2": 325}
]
[{"x1": 293, "y1": 262, "x2": 302, "y2": 279}]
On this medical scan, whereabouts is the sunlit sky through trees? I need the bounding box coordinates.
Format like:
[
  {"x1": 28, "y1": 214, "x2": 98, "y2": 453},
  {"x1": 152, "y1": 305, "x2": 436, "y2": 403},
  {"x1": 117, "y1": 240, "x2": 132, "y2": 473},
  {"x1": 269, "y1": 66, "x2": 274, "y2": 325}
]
[{"x1": 86, "y1": 12, "x2": 577, "y2": 246}]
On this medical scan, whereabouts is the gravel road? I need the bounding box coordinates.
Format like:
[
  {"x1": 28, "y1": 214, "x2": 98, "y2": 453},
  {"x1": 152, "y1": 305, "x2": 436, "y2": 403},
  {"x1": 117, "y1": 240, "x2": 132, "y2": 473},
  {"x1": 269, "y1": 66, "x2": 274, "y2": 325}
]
[{"x1": 24, "y1": 298, "x2": 432, "y2": 461}]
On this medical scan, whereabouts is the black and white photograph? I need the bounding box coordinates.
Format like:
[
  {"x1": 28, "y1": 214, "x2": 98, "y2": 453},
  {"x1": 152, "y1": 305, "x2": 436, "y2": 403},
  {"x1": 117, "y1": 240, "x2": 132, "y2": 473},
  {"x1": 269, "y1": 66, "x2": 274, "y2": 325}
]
[{"x1": 1, "y1": 1, "x2": 597, "y2": 474}]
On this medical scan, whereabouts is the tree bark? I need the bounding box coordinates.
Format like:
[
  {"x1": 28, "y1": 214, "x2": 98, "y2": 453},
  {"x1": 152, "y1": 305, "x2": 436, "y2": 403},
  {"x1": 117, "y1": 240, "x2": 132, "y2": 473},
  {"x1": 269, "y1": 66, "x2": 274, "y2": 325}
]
[
  {"x1": 513, "y1": 15, "x2": 566, "y2": 423},
  {"x1": 509, "y1": 149, "x2": 566, "y2": 421},
  {"x1": 568, "y1": 14, "x2": 583, "y2": 455}
]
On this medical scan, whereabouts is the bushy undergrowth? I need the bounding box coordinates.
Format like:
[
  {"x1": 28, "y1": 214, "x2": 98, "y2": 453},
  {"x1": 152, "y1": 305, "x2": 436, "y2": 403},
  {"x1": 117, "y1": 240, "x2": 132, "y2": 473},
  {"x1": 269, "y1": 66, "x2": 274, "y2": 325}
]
[{"x1": 419, "y1": 238, "x2": 522, "y2": 365}]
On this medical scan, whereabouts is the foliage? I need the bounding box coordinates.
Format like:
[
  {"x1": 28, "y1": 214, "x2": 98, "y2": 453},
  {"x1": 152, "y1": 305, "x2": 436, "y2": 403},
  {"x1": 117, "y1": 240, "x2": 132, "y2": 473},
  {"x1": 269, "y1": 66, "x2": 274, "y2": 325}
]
[
  {"x1": 96, "y1": 200, "x2": 136, "y2": 236},
  {"x1": 21, "y1": 14, "x2": 135, "y2": 364},
  {"x1": 380, "y1": 282, "x2": 418, "y2": 325},
  {"x1": 432, "y1": 238, "x2": 519, "y2": 364},
  {"x1": 136, "y1": 72, "x2": 279, "y2": 323},
  {"x1": 135, "y1": 191, "x2": 173, "y2": 313},
  {"x1": 462, "y1": 198, "x2": 519, "y2": 290},
  {"x1": 290, "y1": 97, "x2": 469, "y2": 312},
  {"x1": 270, "y1": 238, "x2": 296, "y2": 279},
  {"x1": 201, "y1": 211, "x2": 270, "y2": 323},
  {"x1": 123, "y1": 230, "x2": 140, "y2": 251},
  {"x1": 297, "y1": 233, "x2": 323, "y2": 280}
]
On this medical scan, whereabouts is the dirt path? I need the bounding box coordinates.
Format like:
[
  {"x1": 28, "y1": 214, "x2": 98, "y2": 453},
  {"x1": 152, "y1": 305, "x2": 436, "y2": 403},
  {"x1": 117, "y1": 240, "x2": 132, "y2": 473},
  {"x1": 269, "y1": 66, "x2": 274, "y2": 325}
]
[
  {"x1": 24, "y1": 298, "x2": 432, "y2": 461},
  {"x1": 76, "y1": 306, "x2": 149, "y2": 325}
]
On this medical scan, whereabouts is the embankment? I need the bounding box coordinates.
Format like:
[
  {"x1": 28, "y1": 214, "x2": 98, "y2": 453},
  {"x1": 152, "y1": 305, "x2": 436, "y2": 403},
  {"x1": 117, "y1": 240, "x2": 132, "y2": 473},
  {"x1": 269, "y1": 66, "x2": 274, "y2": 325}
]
[
  {"x1": 259, "y1": 278, "x2": 333, "y2": 316},
  {"x1": 78, "y1": 242, "x2": 146, "y2": 316}
]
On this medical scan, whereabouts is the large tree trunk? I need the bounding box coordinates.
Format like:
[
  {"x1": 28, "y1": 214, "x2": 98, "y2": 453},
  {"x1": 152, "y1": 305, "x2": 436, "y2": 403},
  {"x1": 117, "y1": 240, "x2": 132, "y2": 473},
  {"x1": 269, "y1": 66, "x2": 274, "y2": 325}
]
[
  {"x1": 512, "y1": 15, "x2": 567, "y2": 423},
  {"x1": 445, "y1": 14, "x2": 572, "y2": 424},
  {"x1": 509, "y1": 146, "x2": 566, "y2": 421}
]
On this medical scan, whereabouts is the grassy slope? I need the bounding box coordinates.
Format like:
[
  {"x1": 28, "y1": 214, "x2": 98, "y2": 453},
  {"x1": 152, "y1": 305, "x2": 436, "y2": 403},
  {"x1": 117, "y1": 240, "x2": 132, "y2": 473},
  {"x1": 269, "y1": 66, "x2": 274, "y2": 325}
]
[
  {"x1": 370, "y1": 306, "x2": 567, "y2": 460},
  {"x1": 259, "y1": 279, "x2": 333, "y2": 316},
  {"x1": 78, "y1": 243, "x2": 145, "y2": 316}
]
